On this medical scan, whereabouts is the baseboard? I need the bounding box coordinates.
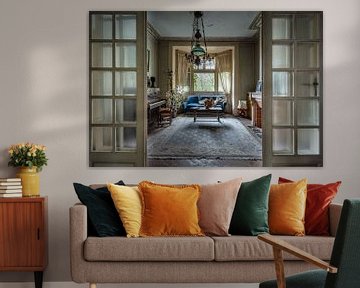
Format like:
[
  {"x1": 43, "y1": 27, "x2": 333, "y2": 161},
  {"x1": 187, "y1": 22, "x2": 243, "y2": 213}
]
[{"x1": 0, "y1": 282, "x2": 259, "y2": 288}]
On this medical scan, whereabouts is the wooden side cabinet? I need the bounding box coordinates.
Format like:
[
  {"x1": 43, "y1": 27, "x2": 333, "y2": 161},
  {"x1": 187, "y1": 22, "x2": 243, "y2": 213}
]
[{"x1": 0, "y1": 197, "x2": 47, "y2": 288}]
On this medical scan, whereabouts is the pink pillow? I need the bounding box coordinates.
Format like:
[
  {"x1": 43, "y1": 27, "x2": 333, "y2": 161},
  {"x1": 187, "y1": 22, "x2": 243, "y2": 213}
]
[{"x1": 198, "y1": 178, "x2": 242, "y2": 236}]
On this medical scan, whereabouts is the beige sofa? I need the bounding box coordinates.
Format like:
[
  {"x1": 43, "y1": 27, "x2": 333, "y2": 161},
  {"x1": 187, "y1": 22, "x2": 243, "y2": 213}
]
[{"x1": 70, "y1": 203, "x2": 342, "y2": 287}]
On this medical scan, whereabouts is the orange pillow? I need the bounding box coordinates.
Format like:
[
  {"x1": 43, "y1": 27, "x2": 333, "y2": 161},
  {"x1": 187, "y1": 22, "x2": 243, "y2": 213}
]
[
  {"x1": 138, "y1": 181, "x2": 204, "y2": 237},
  {"x1": 269, "y1": 179, "x2": 307, "y2": 236},
  {"x1": 278, "y1": 177, "x2": 341, "y2": 235}
]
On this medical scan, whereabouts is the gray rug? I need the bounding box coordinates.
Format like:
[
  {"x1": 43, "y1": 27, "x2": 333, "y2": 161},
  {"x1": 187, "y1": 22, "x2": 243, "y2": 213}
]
[{"x1": 148, "y1": 115, "x2": 262, "y2": 160}]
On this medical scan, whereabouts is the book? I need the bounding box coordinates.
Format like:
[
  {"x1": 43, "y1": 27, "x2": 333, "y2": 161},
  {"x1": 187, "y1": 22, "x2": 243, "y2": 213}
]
[
  {"x1": 0, "y1": 193, "x2": 22, "y2": 198},
  {"x1": 0, "y1": 182, "x2": 22, "y2": 186},
  {"x1": 0, "y1": 189, "x2": 22, "y2": 193},
  {"x1": 0, "y1": 178, "x2": 21, "y2": 182},
  {"x1": 0, "y1": 185, "x2": 22, "y2": 189}
]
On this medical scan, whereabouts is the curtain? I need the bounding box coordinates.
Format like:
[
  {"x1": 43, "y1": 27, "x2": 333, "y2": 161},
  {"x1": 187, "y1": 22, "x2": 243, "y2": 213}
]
[
  {"x1": 216, "y1": 50, "x2": 232, "y2": 113},
  {"x1": 176, "y1": 50, "x2": 190, "y2": 92}
]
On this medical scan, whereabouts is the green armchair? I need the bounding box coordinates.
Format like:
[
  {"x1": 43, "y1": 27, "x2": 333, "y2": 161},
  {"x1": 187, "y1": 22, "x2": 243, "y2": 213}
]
[{"x1": 258, "y1": 199, "x2": 360, "y2": 288}]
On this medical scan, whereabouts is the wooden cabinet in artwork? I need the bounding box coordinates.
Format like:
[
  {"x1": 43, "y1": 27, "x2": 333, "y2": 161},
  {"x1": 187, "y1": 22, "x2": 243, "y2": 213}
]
[{"x1": 0, "y1": 197, "x2": 47, "y2": 288}]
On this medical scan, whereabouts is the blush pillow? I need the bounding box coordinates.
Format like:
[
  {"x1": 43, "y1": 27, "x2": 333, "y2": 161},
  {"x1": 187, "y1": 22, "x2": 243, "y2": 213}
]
[
  {"x1": 269, "y1": 179, "x2": 307, "y2": 236},
  {"x1": 138, "y1": 181, "x2": 203, "y2": 237},
  {"x1": 278, "y1": 177, "x2": 341, "y2": 236},
  {"x1": 198, "y1": 178, "x2": 242, "y2": 236}
]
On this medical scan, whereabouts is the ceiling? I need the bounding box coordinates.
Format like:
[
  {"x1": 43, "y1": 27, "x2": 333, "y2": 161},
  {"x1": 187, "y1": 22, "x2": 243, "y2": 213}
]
[{"x1": 147, "y1": 11, "x2": 259, "y2": 38}]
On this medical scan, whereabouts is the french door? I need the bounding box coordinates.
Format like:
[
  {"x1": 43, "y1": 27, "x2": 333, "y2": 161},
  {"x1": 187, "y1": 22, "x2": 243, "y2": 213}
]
[
  {"x1": 89, "y1": 12, "x2": 146, "y2": 166},
  {"x1": 262, "y1": 12, "x2": 323, "y2": 166}
]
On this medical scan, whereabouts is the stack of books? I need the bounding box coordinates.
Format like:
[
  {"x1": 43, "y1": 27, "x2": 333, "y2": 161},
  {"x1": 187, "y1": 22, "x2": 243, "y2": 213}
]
[{"x1": 0, "y1": 178, "x2": 22, "y2": 197}]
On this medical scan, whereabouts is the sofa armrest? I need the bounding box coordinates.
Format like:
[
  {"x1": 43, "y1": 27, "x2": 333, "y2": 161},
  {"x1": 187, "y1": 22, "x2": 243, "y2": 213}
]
[
  {"x1": 329, "y1": 203, "x2": 343, "y2": 237},
  {"x1": 69, "y1": 203, "x2": 88, "y2": 283}
]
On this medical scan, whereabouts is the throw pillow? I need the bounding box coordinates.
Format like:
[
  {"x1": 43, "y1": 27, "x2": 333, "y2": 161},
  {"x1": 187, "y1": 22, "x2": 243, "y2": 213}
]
[
  {"x1": 138, "y1": 181, "x2": 203, "y2": 237},
  {"x1": 269, "y1": 179, "x2": 307, "y2": 236},
  {"x1": 73, "y1": 181, "x2": 126, "y2": 237},
  {"x1": 198, "y1": 178, "x2": 243, "y2": 236},
  {"x1": 279, "y1": 177, "x2": 341, "y2": 236},
  {"x1": 229, "y1": 174, "x2": 272, "y2": 236},
  {"x1": 107, "y1": 183, "x2": 142, "y2": 238}
]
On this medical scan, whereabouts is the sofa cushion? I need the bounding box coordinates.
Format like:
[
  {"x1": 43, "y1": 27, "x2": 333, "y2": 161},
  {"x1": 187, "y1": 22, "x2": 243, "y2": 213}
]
[
  {"x1": 229, "y1": 174, "x2": 271, "y2": 236},
  {"x1": 198, "y1": 178, "x2": 242, "y2": 236},
  {"x1": 84, "y1": 236, "x2": 214, "y2": 261},
  {"x1": 269, "y1": 179, "x2": 307, "y2": 236},
  {"x1": 212, "y1": 235, "x2": 334, "y2": 261},
  {"x1": 107, "y1": 184, "x2": 142, "y2": 238},
  {"x1": 73, "y1": 181, "x2": 126, "y2": 237},
  {"x1": 139, "y1": 181, "x2": 203, "y2": 237},
  {"x1": 278, "y1": 177, "x2": 341, "y2": 236}
]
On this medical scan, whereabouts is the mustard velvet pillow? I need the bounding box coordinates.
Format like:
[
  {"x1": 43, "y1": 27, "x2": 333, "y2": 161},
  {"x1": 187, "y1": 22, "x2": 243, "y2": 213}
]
[
  {"x1": 269, "y1": 179, "x2": 307, "y2": 236},
  {"x1": 138, "y1": 181, "x2": 204, "y2": 237},
  {"x1": 107, "y1": 183, "x2": 142, "y2": 238}
]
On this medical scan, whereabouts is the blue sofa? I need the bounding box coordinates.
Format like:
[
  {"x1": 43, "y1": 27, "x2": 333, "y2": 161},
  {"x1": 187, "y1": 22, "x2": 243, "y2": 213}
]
[{"x1": 182, "y1": 95, "x2": 227, "y2": 112}]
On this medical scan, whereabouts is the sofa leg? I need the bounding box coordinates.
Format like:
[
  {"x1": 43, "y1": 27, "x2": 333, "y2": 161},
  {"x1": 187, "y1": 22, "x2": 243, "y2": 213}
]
[{"x1": 89, "y1": 283, "x2": 96, "y2": 288}]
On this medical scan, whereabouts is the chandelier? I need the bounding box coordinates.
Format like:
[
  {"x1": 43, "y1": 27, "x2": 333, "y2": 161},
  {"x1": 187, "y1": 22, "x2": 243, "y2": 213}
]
[{"x1": 185, "y1": 11, "x2": 213, "y2": 67}]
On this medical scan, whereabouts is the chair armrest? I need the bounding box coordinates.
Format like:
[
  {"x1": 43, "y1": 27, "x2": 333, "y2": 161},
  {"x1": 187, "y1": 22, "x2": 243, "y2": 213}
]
[{"x1": 258, "y1": 234, "x2": 337, "y2": 273}]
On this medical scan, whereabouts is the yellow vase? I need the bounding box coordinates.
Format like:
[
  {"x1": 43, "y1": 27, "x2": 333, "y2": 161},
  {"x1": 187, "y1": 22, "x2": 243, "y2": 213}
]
[{"x1": 16, "y1": 167, "x2": 40, "y2": 197}]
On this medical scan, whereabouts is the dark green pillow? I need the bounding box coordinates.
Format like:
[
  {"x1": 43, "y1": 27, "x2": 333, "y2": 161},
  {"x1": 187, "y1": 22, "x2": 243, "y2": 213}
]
[
  {"x1": 229, "y1": 174, "x2": 272, "y2": 236},
  {"x1": 73, "y1": 181, "x2": 126, "y2": 237}
]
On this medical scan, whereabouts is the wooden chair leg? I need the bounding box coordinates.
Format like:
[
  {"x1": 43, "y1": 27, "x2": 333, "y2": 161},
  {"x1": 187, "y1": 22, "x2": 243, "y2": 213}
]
[
  {"x1": 89, "y1": 283, "x2": 97, "y2": 288},
  {"x1": 273, "y1": 247, "x2": 286, "y2": 288}
]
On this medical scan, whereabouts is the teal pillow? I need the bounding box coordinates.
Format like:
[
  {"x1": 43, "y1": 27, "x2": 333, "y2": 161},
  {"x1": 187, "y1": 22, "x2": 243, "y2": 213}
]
[
  {"x1": 73, "y1": 181, "x2": 126, "y2": 237},
  {"x1": 229, "y1": 174, "x2": 272, "y2": 236}
]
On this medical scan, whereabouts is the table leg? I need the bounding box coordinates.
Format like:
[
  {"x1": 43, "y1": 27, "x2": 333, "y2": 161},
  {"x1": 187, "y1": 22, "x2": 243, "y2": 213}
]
[{"x1": 34, "y1": 271, "x2": 43, "y2": 288}]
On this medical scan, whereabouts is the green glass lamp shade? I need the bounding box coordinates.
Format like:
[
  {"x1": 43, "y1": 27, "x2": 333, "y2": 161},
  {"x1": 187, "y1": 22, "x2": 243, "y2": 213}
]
[{"x1": 191, "y1": 43, "x2": 206, "y2": 57}]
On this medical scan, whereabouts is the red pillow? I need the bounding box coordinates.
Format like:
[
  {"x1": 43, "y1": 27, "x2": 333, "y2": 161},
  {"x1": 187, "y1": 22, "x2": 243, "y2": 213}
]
[{"x1": 278, "y1": 177, "x2": 341, "y2": 236}]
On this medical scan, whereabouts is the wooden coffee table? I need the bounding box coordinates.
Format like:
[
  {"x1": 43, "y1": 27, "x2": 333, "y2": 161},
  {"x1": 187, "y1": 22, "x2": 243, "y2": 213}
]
[{"x1": 191, "y1": 107, "x2": 224, "y2": 123}]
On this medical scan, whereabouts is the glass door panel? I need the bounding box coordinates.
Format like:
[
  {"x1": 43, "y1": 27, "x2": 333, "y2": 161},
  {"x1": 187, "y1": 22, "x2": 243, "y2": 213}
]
[
  {"x1": 91, "y1": 127, "x2": 113, "y2": 152},
  {"x1": 295, "y1": 14, "x2": 320, "y2": 40},
  {"x1": 272, "y1": 128, "x2": 294, "y2": 155},
  {"x1": 272, "y1": 44, "x2": 293, "y2": 68},
  {"x1": 92, "y1": 99, "x2": 112, "y2": 124},
  {"x1": 272, "y1": 16, "x2": 292, "y2": 40},
  {"x1": 272, "y1": 72, "x2": 293, "y2": 96},
  {"x1": 115, "y1": 43, "x2": 136, "y2": 68},
  {"x1": 272, "y1": 100, "x2": 293, "y2": 126},
  {"x1": 115, "y1": 99, "x2": 137, "y2": 123},
  {"x1": 297, "y1": 128, "x2": 319, "y2": 155},
  {"x1": 115, "y1": 15, "x2": 136, "y2": 39},
  {"x1": 91, "y1": 14, "x2": 113, "y2": 40},
  {"x1": 297, "y1": 99, "x2": 319, "y2": 125},
  {"x1": 115, "y1": 71, "x2": 137, "y2": 96},
  {"x1": 295, "y1": 71, "x2": 320, "y2": 97},
  {"x1": 116, "y1": 127, "x2": 137, "y2": 151},
  {"x1": 91, "y1": 71, "x2": 112, "y2": 96},
  {"x1": 92, "y1": 43, "x2": 113, "y2": 68},
  {"x1": 296, "y1": 43, "x2": 320, "y2": 68}
]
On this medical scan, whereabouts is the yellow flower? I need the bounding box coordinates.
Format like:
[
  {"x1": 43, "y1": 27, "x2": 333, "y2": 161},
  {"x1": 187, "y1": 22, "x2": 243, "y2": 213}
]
[
  {"x1": 8, "y1": 149, "x2": 13, "y2": 155},
  {"x1": 27, "y1": 152, "x2": 32, "y2": 157}
]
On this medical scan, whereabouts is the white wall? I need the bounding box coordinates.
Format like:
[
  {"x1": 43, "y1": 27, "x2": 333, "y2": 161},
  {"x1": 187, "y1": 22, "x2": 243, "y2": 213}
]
[{"x1": 0, "y1": 0, "x2": 359, "y2": 283}]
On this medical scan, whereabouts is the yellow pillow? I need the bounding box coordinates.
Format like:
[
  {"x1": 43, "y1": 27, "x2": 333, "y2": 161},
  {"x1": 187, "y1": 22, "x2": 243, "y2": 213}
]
[
  {"x1": 138, "y1": 181, "x2": 204, "y2": 237},
  {"x1": 269, "y1": 179, "x2": 307, "y2": 236},
  {"x1": 107, "y1": 183, "x2": 142, "y2": 238}
]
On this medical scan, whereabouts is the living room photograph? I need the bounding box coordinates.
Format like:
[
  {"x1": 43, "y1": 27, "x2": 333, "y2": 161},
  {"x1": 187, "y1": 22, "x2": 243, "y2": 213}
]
[
  {"x1": 1, "y1": 0, "x2": 360, "y2": 288},
  {"x1": 146, "y1": 11, "x2": 263, "y2": 167},
  {"x1": 89, "y1": 10, "x2": 324, "y2": 167}
]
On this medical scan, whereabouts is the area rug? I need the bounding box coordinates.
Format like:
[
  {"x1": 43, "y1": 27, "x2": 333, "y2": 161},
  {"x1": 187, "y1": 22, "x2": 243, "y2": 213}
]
[{"x1": 148, "y1": 115, "x2": 262, "y2": 160}]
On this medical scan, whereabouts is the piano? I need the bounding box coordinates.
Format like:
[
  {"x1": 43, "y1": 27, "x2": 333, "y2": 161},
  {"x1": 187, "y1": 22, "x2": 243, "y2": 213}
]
[{"x1": 147, "y1": 88, "x2": 166, "y2": 128}]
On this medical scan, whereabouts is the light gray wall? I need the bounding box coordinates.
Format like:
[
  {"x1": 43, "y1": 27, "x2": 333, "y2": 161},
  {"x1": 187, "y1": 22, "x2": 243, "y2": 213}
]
[{"x1": 0, "y1": 0, "x2": 359, "y2": 283}]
